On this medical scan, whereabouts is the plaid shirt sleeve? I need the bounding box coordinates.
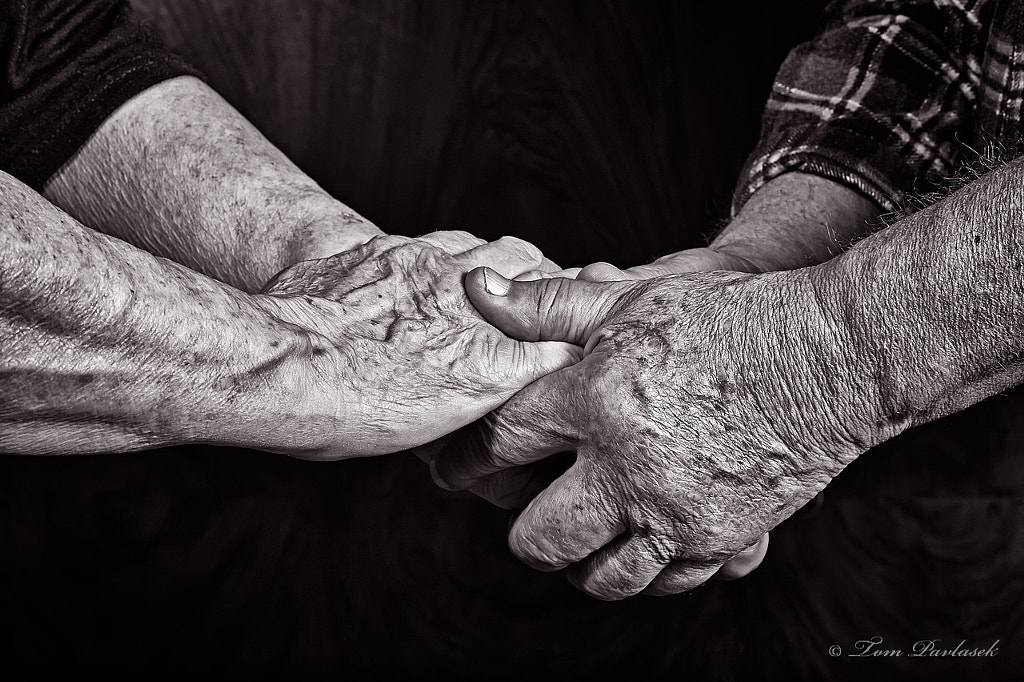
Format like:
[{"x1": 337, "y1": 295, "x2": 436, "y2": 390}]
[{"x1": 733, "y1": 0, "x2": 991, "y2": 214}]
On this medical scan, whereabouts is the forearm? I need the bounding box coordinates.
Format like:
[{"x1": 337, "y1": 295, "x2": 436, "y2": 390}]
[
  {"x1": 43, "y1": 76, "x2": 383, "y2": 293},
  {"x1": 1, "y1": 171, "x2": 304, "y2": 455},
  {"x1": 712, "y1": 172, "x2": 883, "y2": 271},
  {"x1": 801, "y1": 157, "x2": 1024, "y2": 449}
]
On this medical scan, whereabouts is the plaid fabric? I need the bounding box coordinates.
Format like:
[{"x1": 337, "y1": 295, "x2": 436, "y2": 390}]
[{"x1": 734, "y1": 0, "x2": 1024, "y2": 213}]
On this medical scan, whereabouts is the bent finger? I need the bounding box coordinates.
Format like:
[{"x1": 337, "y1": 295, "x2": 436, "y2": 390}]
[
  {"x1": 454, "y1": 236, "x2": 545, "y2": 278},
  {"x1": 430, "y1": 359, "x2": 587, "y2": 491},
  {"x1": 565, "y1": 533, "x2": 694, "y2": 600},
  {"x1": 640, "y1": 537, "x2": 768, "y2": 597},
  {"x1": 637, "y1": 559, "x2": 722, "y2": 597},
  {"x1": 417, "y1": 230, "x2": 487, "y2": 254},
  {"x1": 466, "y1": 452, "x2": 575, "y2": 509},
  {"x1": 509, "y1": 465, "x2": 624, "y2": 573}
]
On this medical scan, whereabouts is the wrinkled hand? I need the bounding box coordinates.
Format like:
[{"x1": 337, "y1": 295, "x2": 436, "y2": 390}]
[
  {"x1": 254, "y1": 232, "x2": 580, "y2": 459},
  {"x1": 427, "y1": 267, "x2": 859, "y2": 599},
  {"x1": 478, "y1": 243, "x2": 771, "y2": 575}
]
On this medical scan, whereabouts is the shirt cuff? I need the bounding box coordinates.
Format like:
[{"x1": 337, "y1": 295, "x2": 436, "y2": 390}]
[{"x1": 732, "y1": 124, "x2": 915, "y2": 216}]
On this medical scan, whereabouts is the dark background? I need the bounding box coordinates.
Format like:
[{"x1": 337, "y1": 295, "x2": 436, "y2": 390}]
[{"x1": 1, "y1": 1, "x2": 1023, "y2": 680}]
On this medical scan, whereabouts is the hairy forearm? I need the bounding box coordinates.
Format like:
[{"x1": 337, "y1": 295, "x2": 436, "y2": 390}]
[
  {"x1": 43, "y1": 76, "x2": 383, "y2": 293},
  {"x1": 714, "y1": 172, "x2": 883, "y2": 271},
  {"x1": 804, "y1": 157, "x2": 1024, "y2": 448},
  {"x1": 1, "y1": 171, "x2": 303, "y2": 455}
]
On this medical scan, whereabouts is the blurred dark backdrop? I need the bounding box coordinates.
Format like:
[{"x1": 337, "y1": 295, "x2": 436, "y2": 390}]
[{"x1": 1, "y1": 1, "x2": 1022, "y2": 680}]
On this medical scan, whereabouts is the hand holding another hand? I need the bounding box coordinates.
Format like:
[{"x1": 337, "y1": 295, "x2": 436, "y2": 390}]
[
  {"x1": 253, "y1": 232, "x2": 580, "y2": 459},
  {"x1": 427, "y1": 266, "x2": 871, "y2": 599}
]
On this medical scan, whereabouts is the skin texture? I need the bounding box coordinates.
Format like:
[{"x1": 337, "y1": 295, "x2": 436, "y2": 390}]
[
  {"x1": 4, "y1": 71, "x2": 579, "y2": 458},
  {"x1": 258, "y1": 233, "x2": 579, "y2": 458},
  {"x1": 427, "y1": 268, "x2": 860, "y2": 599},
  {"x1": 429, "y1": 158, "x2": 1024, "y2": 600},
  {"x1": 1, "y1": 159, "x2": 576, "y2": 457},
  {"x1": 502, "y1": 172, "x2": 882, "y2": 576},
  {"x1": 536, "y1": 172, "x2": 883, "y2": 281},
  {"x1": 44, "y1": 76, "x2": 383, "y2": 293}
]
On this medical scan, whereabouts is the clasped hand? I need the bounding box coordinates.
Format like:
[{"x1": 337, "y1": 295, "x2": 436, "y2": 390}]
[
  {"x1": 424, "y1": 266, "x2": 860, "y2": 600},
  {"x1": 254, "y1": 231, "x2": 579, "y2": 459}
]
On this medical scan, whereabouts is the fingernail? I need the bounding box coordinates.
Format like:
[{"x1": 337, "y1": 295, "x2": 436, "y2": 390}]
[{"x1": 483, "y1": 268, "x2": 510, "y2": 296}]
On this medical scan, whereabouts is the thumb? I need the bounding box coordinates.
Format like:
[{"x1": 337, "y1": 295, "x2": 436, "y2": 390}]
[{"x1": 466, "y1": 267, "x2": 633, "y2": 346}]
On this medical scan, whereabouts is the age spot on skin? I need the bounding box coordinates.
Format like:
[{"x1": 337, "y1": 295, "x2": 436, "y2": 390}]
[{"x1": 629, "y1": 376, "x2": 652, "y2": 408}]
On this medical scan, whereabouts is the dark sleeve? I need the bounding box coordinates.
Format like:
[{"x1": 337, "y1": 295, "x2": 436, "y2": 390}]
[
  {"x1": 732, "y1": 0, "x2": 991, "y2": 214},
  {"x1": 0, "y1": 0, "x2": 203, "y2": 189}
]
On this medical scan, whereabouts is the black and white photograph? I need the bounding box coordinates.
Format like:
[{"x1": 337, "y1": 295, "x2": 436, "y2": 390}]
[{"x1": 1, "y1": 0, "x2": 1021, "y2": 679}]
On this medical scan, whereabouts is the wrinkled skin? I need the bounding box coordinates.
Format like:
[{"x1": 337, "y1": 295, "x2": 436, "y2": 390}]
[
  {"x1": 256, "y1": 232, "x2": 580, "y2": 459},
  {"x1": 426, "y1": 267, "x2": 858, "y2": 600},
  {"x1": 466, "y1": 244, "x2": 772, "y2": 582}
]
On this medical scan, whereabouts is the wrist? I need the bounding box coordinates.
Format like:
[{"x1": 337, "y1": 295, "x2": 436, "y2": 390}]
[
  {"x1": 727, "y1": 267, "x2": 885, "y2": 471},
  {"x1": 701, "y1": 241, "x2": 775, "y2": 274},
  {"x1": 710, "y1": 227, "x2": 814, "y2": 273},
  {"x1": 715, "y1": 172, "x2": 883, "y2": 272},
  {"x1": 214, "y1": 294, "x2": 336, "y2": 457},
  {"x1": 145, "y1": 289, "x2": 317, "y2": 453}
]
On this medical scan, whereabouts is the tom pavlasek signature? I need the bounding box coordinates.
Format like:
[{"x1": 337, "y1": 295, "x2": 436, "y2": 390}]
[{"x1": 827, "y1": 636, "x2": 1000, "y2": 658}]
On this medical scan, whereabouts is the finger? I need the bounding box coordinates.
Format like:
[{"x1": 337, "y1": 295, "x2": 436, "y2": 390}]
[
  {"x1": 712, "y1": 533, "x2": 770, "y2": 581},
  {"x1": 621, "y1": 262, "x2": 684, "y2": 278},
  {"x1": 453, "y1": 236, "x2": 545, "y2": 278},
  {"x1": 465, "y1": 451, "x2": 576, "y2": 509},
  {"x1": 513, "y1": 269, "x2": 550, "y2": 282},
  {"x1": 515, "y1": 268, "x2": 582, "y2": 281},
  {"x1": 620, "y1": 247, "x2": 759, "y2": 279},
  {"x1": 633, "y1": 560, "x2": 721, "y2": 597},
  {"x1": 467, "y1": 466, "x2": 547, "y2": 509},
  {"x1": 261, "y1": 247, "x2": 368, "y2": 295},
  {"x1": 417, "y1": 230, "x2": 487, "y2": 254},
  {"x1": 464, "y1": 267, "x2": 632, "y2": 345},
  {"x1": 508, "y1": 464, "x2": 625, "y2": 574},
  {"x1": 439, "y1": 335, "x2": 583, "y2": 438},
  {"x1": 565, "y1": 532, "x2": 716, "y2": 600},
  {"x1": 430, "y1": 360, "x2": 586, "y2": 491},
  {"x1": 576, "y1": 261, "x2": 635, "y2": 282},
  {"x1": 550, "y1": 267, "x2": 582, "y2": 279},
  {"x1": 639, "y1": 534, "x2": 769, "y2": 596}
]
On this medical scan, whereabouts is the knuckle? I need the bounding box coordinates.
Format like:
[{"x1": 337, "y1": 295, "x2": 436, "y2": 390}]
[
  {"x1": 572, "y1": 560, "x2": 646, "y2": 601},
  {"x1": 650, "y1": 564, "x2": 717, "y2": 595},
  {"x1": 509, "y1": 522, "x2": 570, "y2": 571},
  {"x1": 632, "y1": 520, "x2": 684, "y2": 565},
  {"x1": 496, "y1": 236, "x2": 543, "y2": 265}
]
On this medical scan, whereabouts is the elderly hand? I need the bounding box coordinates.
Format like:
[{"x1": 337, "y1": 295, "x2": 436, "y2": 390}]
[
  {"x1": 428, "y1": 266, "x2": 869, "y2": 599},
  {"x1": 479, "y1": 243, "x2": 773, "y2": 573},
  {"x1": 255, "y1": 232, "x2": 580, "y2": 459}
]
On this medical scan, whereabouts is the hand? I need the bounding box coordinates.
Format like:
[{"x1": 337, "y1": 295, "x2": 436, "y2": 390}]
[
  {"x1": 254, "y1": 232, "x2": 581, "y2": 459},
  {"x1": 428, "y1": 267, "x2": 864, "y2": 599},
  {"x1": 476, "y1": 244, "x2": 773, "y2": 562}
]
